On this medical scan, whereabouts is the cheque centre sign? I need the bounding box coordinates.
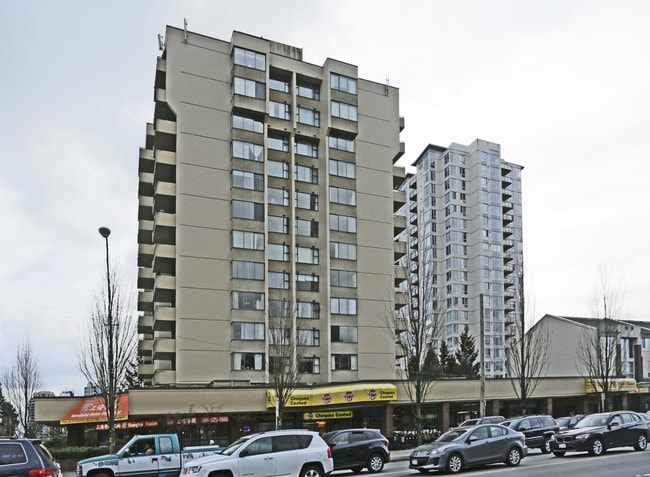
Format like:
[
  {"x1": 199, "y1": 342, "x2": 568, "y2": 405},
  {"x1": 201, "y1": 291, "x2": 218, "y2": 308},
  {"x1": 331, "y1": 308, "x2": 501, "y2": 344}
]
[{"x1": 304, "y1": 411, "x2": 353, "y2": 420}]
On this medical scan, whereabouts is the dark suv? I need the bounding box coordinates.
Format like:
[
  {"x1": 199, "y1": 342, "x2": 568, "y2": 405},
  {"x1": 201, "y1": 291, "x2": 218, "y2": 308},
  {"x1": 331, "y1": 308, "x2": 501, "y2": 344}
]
[
  {"x1": 458, "y1": 416, "x2": 505, "y2": 427},
  {"x1": 0, "y1": 437, "x2": 61, "y2": 477},
  {"x1": 322, "y1": 428, "x2": 390, "y2": 473},
  {"x1": 500, "y1": 415, "x2": 559, "y2": 453}
]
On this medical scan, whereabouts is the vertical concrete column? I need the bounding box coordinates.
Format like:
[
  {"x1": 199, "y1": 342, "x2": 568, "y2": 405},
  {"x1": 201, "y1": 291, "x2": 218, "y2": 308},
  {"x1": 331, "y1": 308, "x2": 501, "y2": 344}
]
[
  {"x1": 441, "y1": 401, "x2": 450, "y2": 431},
  {"x1": 384, "y1": 403, "x2": 394, "y2": 436},
  {"x1": 545, "y1": 397, "x2": 553, "y2": 416},
  {"x1": 579, "y1": 395, "x2": 589, "y2": 413},
  {"x1": 621, "y1": 393, "x2": 628, "y2": 410},
  {"x1": 488, "y1": 400, "x2": 500, "y2": 416}
]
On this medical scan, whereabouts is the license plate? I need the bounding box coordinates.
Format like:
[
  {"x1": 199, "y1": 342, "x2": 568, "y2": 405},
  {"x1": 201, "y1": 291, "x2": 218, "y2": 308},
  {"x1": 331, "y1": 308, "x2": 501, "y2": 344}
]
[{"x1": 559, "y1": 443, "x2": 566, "y2": 449}]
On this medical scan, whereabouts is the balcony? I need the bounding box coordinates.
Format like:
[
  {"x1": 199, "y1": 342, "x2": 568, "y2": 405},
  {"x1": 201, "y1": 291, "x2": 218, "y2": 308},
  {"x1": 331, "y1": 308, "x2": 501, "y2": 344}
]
[
  {"x1": 137, "y1": 290, "x2": 153, "y2": 313},
  {"x1": 154, "y1": 181, "x2": 176, "y2": 214},
  {"x1": 504, "y1": 276, "x2": 516, "y2": 289},
  {"x1": 154, "y1": 150, "x2": 176, "y2": 183},
  {"x1": 393, "y1": 189, "x2": 406, "y2": 212},
  {"x1": 394, "y1": 266, "x2": 407, "y2": 287},
  {"x1": 153, "y1": 274, "x2": 176, "y2": 304},
  {"x1": 503, "y1": 227, "x2": 514, "y2": 238},
  {"x1": 152, "y1": 243, "x2": 176, "y2": 275},
  {"x1": 394, "y1": 240, "x2": 407, "y2": 261},
  {"x1": 145, "y1": 122, "x2": 154, "y2": 150},
  {"x1": 153, "y1": 370, "x2": 176, "y2": 386},
  {"x1": 502, "y1": 201, "x2": 513, "y2": 212},
  {"x1": 138, "y1": 338, "x2": 153, "y2": 357},
  {"x1": 138, "y1": 363, "x2": 154, "y2": 379},
  {"x1": 138, "y1": 313, "x2": 153, "y2": 334},
  {"x1": 139, "y1": 196, "x2": 154, "y2": 222},
  {"x1": 139, "y1": 147, "x2": 154, "y2": 174},
  {"x1": 394, "y1": 215, "x2": 406, "y2": 236},
  {"x1": 502, "y1": 189, "x2": 512, "y2": 201},
  {"x1": 393, "y1": 142, "x2": 405, "y2": 164},
  {"x1": 155, "y1": 57, "x2": 166, "y2": 89},
  {"x1": 503, "y1": 240, "x2": 514, "y2": 251},
  {"x1": 139, "y1": 172, "x2": 154, "y2": 197},
  {"x1": 502, "y1": 214, "x2": 514, "y2": 225},
  {"x1": 153, "y1": 212, "x2": 176, "y2": 245},
  {"x1": 153, "y1": 338, "x2": 176, "y2": 360},
  {"x1": 138, "y1": 267, "x2": 155, "y2": 290},
  {"x1": 153, "y1": 305, "x2": 176, "y2": 332},
  {"x1": 138, "y1": 219, "x2": 153, "y2": 245},
  {"x1": 503, "y1": 252, "x2": 514, "y2": 263},
  {"x1": 503, "y1": 264, "x2": 515, "y2": 276},
  {"x1": 137, "y1": 243, "x2": 154, "y2": 268},
  {"x1": 154, "y1": 118, "x2": 176, "y2": 152},
  {"x1": 393, "y1": 165, "x2": 406, "y2": 189}
]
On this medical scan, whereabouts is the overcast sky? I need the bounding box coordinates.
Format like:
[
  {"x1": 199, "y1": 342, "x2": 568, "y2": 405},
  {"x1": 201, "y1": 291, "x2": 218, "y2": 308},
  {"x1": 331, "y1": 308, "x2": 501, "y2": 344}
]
[{"x1": 1, "y1": 0, "x2": 648, "y2": 395}]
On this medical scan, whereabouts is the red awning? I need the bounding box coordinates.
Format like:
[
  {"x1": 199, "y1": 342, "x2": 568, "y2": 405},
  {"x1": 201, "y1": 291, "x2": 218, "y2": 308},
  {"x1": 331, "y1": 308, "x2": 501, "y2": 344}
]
[{"x1": 60, "y1": 395, "x2": 128, "y2": 425}]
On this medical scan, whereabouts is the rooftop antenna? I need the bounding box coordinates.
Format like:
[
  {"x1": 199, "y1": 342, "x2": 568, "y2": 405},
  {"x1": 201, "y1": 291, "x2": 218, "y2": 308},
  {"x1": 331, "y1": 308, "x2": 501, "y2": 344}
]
[
  {"x1": 183, "y1": 18, "x2": 188, "y2": 42},
  {"x1": 157, "y1": 33, "x2": 164, "y2": 51},
  {"x1": 384, "y1": 76, "x2": 390, "y2": 96}
]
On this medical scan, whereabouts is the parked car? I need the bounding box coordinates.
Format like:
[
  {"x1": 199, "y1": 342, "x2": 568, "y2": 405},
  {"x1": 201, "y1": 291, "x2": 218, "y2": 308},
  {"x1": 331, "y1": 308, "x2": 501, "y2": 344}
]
[
  {"x1": 180, "y1": 429, "x2": 333, "y2": 477},
  {"x1": 550, "y1": 411, "x2": 649, "y2": 457},
  {"x1": 457, "y1": 416, "x2": 505, "y2": 427},
  {"x1": 322, "y1": 428, "x2": 390, "y2": 473},
  {"x1": 0, "y1": 437, "x2": 62, "y2": 477},
  {"x1": 500, "y1": 415, "x2": 558, "y2": 453},
  {"x1": 409, "y1": 424, "x2": 527, "y2": 474},
  {"x1": 638, "y1": 412, "x2": 650, "y2": 429},
  {"x1": 555, "y1": 414, "x2": 586, "y2": 431}
]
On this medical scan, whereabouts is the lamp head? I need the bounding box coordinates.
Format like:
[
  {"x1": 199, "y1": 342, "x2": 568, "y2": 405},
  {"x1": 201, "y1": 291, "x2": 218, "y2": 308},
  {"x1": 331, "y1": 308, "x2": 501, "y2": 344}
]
[{"x1": 99, "y1": 226, "x2": 111, "y2": 238}]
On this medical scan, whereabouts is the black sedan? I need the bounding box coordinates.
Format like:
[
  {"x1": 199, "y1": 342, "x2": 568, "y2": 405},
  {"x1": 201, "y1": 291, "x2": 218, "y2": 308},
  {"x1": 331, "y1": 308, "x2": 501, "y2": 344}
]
[
  {"x1": 550, "y1": 411, "x2": 648, "y2": 456},
  {"x1": 409, "y1": 424, "x2": 527, "y2": 474}
]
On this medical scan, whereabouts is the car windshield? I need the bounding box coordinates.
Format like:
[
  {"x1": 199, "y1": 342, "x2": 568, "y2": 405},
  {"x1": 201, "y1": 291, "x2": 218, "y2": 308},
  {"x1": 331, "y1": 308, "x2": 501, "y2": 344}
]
[
  {"x1": 575, "y1": 414, "x2": 607, "y2": 427},
  {"x1": 556, "y1": 417, "x2": 570, "y2": 427},
  {"x1": 220, "y1": 435, "x2": 253, "y2": 456},
  {"x1": 436, "y1": 428, "x2": 468, "y2": 442}
]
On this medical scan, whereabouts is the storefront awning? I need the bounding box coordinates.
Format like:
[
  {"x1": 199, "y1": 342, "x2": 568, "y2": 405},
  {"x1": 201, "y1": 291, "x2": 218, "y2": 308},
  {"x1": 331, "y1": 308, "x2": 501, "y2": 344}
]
[
  {"x1": 60, "y1": 395, "x2": 128, "y2": 425},
  {"x1": 266, "y1": 383, "x2": 396, "y2": 408}
]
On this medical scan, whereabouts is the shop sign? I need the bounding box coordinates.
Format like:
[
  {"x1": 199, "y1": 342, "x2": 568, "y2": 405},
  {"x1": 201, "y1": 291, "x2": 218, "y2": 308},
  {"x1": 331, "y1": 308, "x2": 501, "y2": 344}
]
[
  {"x1": 267, "y1": 384, "x2": 397, "y2": 408},
  {"x1": 60, "y1": 395, "x2": 128, "y2": 425},
  {"x1": 585, "y1": 378, "x2": 637, "y2": 393},
  {"x1": 167, "y1": 415, "x2": 230, "y2": 426},
  {"x1": 303, "y1": 411, "x2": 353, "y2": 420},
  {"x1": 95, "y1": 419, "x2": 159, "y2": 431}
]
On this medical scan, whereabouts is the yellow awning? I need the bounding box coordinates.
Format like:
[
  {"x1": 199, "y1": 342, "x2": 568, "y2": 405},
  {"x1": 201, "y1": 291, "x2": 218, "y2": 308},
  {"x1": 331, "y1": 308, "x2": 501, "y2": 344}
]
[{"x1": 266, "y1": 383, "x2": 396, "y2": 408}]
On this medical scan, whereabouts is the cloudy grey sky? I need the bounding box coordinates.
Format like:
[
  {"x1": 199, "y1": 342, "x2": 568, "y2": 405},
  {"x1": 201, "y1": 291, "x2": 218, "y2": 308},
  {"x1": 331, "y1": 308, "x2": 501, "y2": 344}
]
[{"x1": 1, "y1": 0, "x2": 648, "y2": 395}]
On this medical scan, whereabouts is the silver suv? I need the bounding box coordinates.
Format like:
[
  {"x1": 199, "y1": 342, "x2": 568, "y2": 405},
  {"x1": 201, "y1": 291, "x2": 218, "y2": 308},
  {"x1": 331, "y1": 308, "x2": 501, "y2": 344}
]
[{"x1": 181, "y1": 430, "x2": 333, "y2": 477}]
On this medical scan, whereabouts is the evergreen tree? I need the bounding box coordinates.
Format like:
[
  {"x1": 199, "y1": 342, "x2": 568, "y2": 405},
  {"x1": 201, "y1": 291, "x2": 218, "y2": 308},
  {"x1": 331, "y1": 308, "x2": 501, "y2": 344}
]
[
  {"x1": 0, "y1": 383, "x2": 19, "y2": 437},
  {"x1": 439, "y1": 341, "x2": 458, "y2": 376},
  {"x1": 455, "y1": 326, "x2": 481, "y2": 378}
]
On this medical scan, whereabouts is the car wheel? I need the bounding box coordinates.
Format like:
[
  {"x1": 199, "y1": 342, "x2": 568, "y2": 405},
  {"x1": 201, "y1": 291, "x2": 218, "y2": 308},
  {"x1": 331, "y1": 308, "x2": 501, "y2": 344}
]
[
  {"x1": 553, "y1": 451, "x2": 566, "y2": 457},
  {"x1": 588, "y1": 438, "x2": 604, "y2": 456},
  {"x1": 301, "y1": 465, "x2": 324, "y2": 477},
  {"x1": 446, "y1": 453, "x2": 463, "y2": 474},
  {"x1": 505, "y1": 447, "x2": 522, "y2": 466},
  {"x1": 367, "y1": 453, "x2": 385, "y2": 473},
  {"x1": 351, "y1": 466, "x2": 364, "y2": 473},
  {"x1": 541, "y1": 438, "x2": 551, "y2": 454},
  {"x1": 634, "y1": 433, "x2": 648, "y2": 451}
]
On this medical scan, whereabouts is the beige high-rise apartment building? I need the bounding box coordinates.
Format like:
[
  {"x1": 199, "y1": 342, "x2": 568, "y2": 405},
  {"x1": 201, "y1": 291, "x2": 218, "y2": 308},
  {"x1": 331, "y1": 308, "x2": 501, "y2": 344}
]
[{"x1": 137, "y1": 26, "x2": 406, "y2": 387}]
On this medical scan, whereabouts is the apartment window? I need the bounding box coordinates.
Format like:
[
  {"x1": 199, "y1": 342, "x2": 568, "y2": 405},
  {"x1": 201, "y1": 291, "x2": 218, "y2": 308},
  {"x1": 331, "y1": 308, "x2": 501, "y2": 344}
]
[
  {"x1": 295, "y1": 140, "x2": 318, "y2": 158},
  {"x1": 296, "y1": 274, "x2": 319, "y2": 292},
  {"x1": 233, "y1": 47, "x2": 265, "y2": 71},
  {"x1": 330, "y1": 186, "x2": 356, "y2": 206},
  {"x1": 331, "y1": 325, "x2": 358, "y2": 343},
  {"x1": 233, "y1": 170, "x2": 264, "y2": 191},
  {"x1": 268, "y1": 188, "x2": 289, "y2": 206},
  {"x1": 296, "y1": 219, "x2": 318, "y2": 237},
  {"x1": 269, "y1": 356, "x2": 290, "y2": 373},
  {"x1": 232, "y1": 113, "x2": 264, "y2": 133},
  {"x1": 331, "y1": 297, "x2": 357, "y2": 315},
  {"x1": 296, "y1": 191, "x2": 318, "y2": 210},
  {"x1": 232, "y1": 140, "x2": 264, "y2": 162},
  {"x1": 267, "y1": 135, "x2": 289, "y2": 152},
  {"x1": 328, "y1": 135, "x2": 355, "y2": 152},
  {"x1": 299, "y1": 357, "x2": 320, "y2": 374},
  {"x1": 297, "y1": 301, "x2": 320, "y2": 319},
  {"x1": 232, "y1": 322, "x2": 264, "y2": 340},
  {"x1": 234, "y1": 77, "x2": 265, "y2": 100},
  {"x1": 269, "y1": 101, "x2": 290, "y2": 120},
  {"x1": 232, "y1": 261, "x2": 264, "y2": 280},
  {"x1": 268, "y1": 271, "x2": 290, "y2": 289},
  {"x1": 331, "y1": 354, "x2": 357, "y2": 371},
  {"x1": 296, "y1": 165, "x2": 318, "y2": 184},
  {"x1": 268, "y1": 299, "x2": 290, "y2": 318},
  {"x1": 296, "y1": 246, "x2": 319, "y2": 264},
  {"x1": 268, "y1": 160, "x2": 289, "y2": 178},
  {"x1": 232, "y1": 200, "x2": 264, "y2": 221},
  {"x1": 269, "y1": 76, "x2": 290, "y2": 93},
  {"x1": 299, "y1": 329, "x2": 320, "y2": 347},
  {"x1": 331, "y1": 270, "x2": 357, "y2": 288},
  {"x1": 329, "y1": 159, "x2": 355, "y2": 179},
  {"x1": 297, "y1": 107, "x2": 320, "y2": 127},
  {"x1": 268, "y1": 215, "x2": 289, "y2": 234},
  {"x1": 268, "y1": 243, "x2": 290, "y2": 262},
  {"x1": 331, "y1": 101, "x2": 358, "y2": 121},
  {"x1": 232, "y1": 230, "x2": 264, "y2": 250},
  {"x1": 330, "y1": 214, "x2": 356, "y2": 233},
  {"x1": 331, "y1": 73, "x2": 357, "y2": 94},
  {"x1": 232, "y1": 352, "x2": 264, "y2": 371},
  {"x1": 231, "y1": 291, "x2": 264, "y2": 310},
  {"x1": 330, "y1": 242, "x2": 356, "y2": 260},
  {"x1": 297, "y1": 81, "x2": 320, "y2": 100}
]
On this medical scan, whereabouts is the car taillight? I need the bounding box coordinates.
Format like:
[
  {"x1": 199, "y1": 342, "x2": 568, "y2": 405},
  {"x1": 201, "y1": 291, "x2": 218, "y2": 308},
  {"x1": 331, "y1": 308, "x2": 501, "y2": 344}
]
[
  {"x1": 327, "y1": 447, "x2": 332, "y2": 459},
  {"x1": 520, "y1": 433, "x2": 526, "y2": 443},
  {"x1": 29, "y1": 469, "x2": 55, "y2": 477},
  {"x1": 381, "y1": 438, "x2": 389, "y2": 446}
]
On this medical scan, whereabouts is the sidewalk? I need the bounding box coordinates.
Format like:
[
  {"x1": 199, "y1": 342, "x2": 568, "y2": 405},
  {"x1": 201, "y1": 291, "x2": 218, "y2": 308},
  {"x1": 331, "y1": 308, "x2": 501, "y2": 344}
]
[{"x1": 391, "y1": 447, "x2": 414, "y2": 462}]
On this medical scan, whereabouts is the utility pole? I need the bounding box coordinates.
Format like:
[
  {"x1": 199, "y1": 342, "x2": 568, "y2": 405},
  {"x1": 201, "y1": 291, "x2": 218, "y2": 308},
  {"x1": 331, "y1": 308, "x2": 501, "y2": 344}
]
[
  {"x1": 479, "y1": 293, "x2": 486, "y2": 417},
  {"x1": 99, "y1": 226, "x2": 116, "y2": 452}
]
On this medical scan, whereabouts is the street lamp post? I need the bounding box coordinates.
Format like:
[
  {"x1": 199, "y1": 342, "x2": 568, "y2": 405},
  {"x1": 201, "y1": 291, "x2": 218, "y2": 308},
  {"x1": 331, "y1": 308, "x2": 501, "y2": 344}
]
[{"x1": 98, "y1": 226, "x2": 116, "y2": 452}]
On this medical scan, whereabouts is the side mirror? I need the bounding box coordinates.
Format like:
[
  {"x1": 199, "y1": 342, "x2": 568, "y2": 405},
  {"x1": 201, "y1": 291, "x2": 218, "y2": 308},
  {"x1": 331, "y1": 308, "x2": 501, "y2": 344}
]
[
  {"x1": 239, "y1": 449, "x2": 250, "y2": 458},
  {"x1": 467, "y1": 436, "x2": 477, "y2": 444},
  {"x1": 329, "y1": 443, "x2": 337, "y2": 448}
]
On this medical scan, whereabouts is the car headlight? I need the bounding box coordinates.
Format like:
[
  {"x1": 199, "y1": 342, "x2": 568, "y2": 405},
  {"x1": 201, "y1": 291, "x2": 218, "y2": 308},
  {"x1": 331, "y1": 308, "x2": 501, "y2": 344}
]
[
  {"x1": 184, "y1": 465, "x2": 203, "y2": 475},
  {"x1": 574, "y1": 433, "x2": 591, "y2": 440}
]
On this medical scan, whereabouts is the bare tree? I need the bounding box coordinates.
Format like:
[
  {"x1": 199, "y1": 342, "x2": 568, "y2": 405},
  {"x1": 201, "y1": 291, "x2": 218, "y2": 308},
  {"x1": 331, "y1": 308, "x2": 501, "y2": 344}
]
[
  {"x1": 506, "y1": 272, "x2": 552, "y2": 414},
  {"x1": 0, "y1": 338, "x2": 43, "y2": 437},
  {"x1": 576, "y1": 265, "x2": 624, "y2": 411},
  {"x1": 266, "y1": 291, "x2": 307, "y2": 430},
  {"x1": 385, "y1": 258, "x2": 445, "y2": 445},
  {"x1": 78, "y1": 266, "x2": 138, "y2": 452}
]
